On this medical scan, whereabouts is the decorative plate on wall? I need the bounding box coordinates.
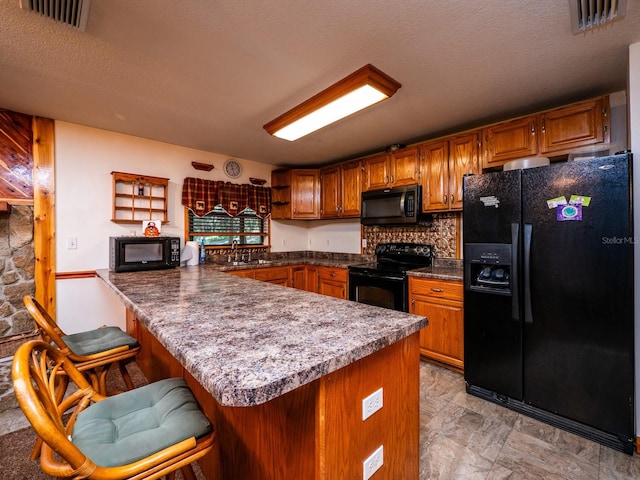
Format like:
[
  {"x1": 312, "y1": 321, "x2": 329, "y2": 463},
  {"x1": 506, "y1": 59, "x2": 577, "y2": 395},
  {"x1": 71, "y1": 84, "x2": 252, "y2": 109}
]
[{"x1": 224, "y1": 159, "x2": 242, "y2": 179}]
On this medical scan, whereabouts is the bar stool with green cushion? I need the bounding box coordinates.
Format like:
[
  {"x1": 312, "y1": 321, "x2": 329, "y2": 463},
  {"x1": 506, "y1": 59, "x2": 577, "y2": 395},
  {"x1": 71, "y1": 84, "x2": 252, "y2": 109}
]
[
  {"x1": 23, "y1": 294, "x2": 141, "y2": 396},
  {"x1": 12, "y1": 340, "x2": 216, "y2": 480}
]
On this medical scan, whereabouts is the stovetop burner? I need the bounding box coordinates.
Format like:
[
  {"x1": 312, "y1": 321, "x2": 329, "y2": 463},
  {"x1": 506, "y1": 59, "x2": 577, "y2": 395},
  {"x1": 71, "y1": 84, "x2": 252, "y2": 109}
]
[{"x1": 349, "y1": 243, "x2": 434, "y2": 277}]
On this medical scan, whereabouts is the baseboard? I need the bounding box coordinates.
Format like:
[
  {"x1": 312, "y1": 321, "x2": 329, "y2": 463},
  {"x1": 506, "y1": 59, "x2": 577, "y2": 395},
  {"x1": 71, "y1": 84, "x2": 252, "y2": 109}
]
[{"x1": 467, "y1": 384, "x2": 634, "y2": 455}]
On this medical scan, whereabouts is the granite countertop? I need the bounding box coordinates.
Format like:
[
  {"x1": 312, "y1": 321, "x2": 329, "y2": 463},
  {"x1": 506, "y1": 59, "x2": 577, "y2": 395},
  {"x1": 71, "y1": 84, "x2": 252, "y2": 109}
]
[
  {"x1": 407, "y1": 266, "x2": 463, "y2": 281},
  {"x1": 212, "y1": 256, "x2": 358, "y2": 271},
  {"x1": 210, "y1": 252, "x2": 463, "y2": 281},
  {"x1": 97, "y1": 266, "x2": 427, "y2": 407}
]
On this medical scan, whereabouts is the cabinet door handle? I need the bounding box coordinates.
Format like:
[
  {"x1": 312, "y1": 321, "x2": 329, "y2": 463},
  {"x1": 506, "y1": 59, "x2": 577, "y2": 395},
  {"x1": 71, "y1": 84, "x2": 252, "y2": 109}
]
[
  {"x1": 443, "y1": 195, "x2": 447, "y2": 205},
  {"x1": 541, "y1": 118, "x2": 546, "y2": 133},
  {"x1": 450, "y1": 194, "x2": 454, "y2": 204},
  {"x1": 411, "y1": 299, "x2": 415, "y2": 309},
  {"x1": 431, "y1": 288, "x2": 444, "y2": 293},
  {"x1": 391, "y1": 174, "x2": 395, "y2": 183},
  {"x1": 330, "y1": 272, "x2": 336, "y2": 277},
  {"x1": 385, "y1": 175, "x2": 389, "y2": 184},
  {"x1": 531, "y1": 122, "x2": 536, "y2": 134}
]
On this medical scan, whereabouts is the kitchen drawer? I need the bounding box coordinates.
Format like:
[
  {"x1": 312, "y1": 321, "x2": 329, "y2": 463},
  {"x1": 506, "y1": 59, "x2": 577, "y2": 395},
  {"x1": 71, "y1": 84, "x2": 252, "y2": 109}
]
[
  {"x1": 318, "y1": 267, "x2": 348, "y2": 283},
  {"x1": 254, "y1": 266, "x2": 290, "y2": 283},
  {"x1": 409, "y1": 277, "x2": 463, "y2": 301}
]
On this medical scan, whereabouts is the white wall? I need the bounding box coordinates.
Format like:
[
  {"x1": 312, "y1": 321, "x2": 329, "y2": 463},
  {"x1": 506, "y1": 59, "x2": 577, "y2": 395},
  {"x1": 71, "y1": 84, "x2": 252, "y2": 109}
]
[
  {"x1": 270, "y1": 219, "x2": 361, "y2": 253},
  {"x1": 628, "y1": 42, "x2": 640, "y2": 436},
  {"x1": 54, "y1": 121, "x2": 274, "y2": 332}
]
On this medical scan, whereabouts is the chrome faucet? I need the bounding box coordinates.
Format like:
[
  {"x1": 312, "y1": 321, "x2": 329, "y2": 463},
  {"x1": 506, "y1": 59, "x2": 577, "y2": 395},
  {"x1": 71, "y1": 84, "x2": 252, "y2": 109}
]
[{"x1": 232, "y1": 240, "x2": 239, "y2": 261}]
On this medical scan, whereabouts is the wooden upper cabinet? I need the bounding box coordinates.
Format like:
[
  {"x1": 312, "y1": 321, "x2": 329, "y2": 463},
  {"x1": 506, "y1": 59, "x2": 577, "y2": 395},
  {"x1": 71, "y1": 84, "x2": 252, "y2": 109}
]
[
  {"x1": 389, "y1": 146, "x2": 420, "y2": 187},
  {"x1": 320, "y1": 165, "x2": 340, "y2": 218},
  {"x1": 339, "y1": 160, "x2": 362, "y2": 217},
  {"x1": 291, "y1": 169, "x2": 320, "y2": 219},
  {"x1": 482, "y1": 95, "x2": 611, "y2": 169},
  {"x1": 320, "y1": 160, "x2": 362, "y2": 218},
  {"x1": 538, "y1": 97, "x2": 609, "y2": 154},
  {"x1": 271, "y1": 168, "x2": 320, "y2": 219},
  {"x1": 363, "y1": 147, "x2": 419, "y2": 191},
  {"x1": 420, "y1": 132, "x2": 479, "y2": 212},
  {"x1": 448, "y1": 132, "x2": 480, "y2": 210},
  {"x1": 362, "y1": 153, "x2": 390, "y2": 191},
  {"x1": 420, "y1": 139, "x2": 449, "y2": 212},
  {"x1": 482, "y1": 115, "x2": 538, "y2": 169}
]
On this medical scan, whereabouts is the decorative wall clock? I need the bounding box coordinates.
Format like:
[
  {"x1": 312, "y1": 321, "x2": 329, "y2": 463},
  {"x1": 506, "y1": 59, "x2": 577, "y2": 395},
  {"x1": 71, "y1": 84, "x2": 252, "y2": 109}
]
[{"x1": 224, "y1": 159, "x2": 242, "y2": 179}]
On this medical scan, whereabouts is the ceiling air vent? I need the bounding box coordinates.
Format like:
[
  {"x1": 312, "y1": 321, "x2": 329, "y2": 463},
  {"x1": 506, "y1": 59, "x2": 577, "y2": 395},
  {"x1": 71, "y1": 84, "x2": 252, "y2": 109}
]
[
  {"x1": 19, "y1": 0, "x2": 91, "y2": 31},
  {"x1": 570, "y1": 0, "x2": 627, "y2": 33}
]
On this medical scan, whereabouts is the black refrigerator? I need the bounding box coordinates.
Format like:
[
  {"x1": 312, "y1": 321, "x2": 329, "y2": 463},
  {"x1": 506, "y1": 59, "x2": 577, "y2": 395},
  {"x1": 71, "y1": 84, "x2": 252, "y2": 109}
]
[{"x1": 463, "y1": 153, "x2": 634, "y2": 454}]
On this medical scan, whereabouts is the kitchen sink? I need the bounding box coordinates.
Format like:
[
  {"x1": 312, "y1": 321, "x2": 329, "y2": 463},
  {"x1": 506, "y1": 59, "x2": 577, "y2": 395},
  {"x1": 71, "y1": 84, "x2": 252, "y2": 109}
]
[{"x1": 228, "y1": 259, "x2": 272, "y2": 266}]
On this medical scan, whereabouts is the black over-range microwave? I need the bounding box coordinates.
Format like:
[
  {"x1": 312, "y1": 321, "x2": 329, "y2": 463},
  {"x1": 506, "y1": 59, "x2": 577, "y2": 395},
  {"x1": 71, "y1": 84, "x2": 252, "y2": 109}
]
[
  {"x1": 360, "y1": 184, "x2": 423, "y2": 225},
  {"x1": 109, "y1": 236, "x2": 181, "y2": 272}
]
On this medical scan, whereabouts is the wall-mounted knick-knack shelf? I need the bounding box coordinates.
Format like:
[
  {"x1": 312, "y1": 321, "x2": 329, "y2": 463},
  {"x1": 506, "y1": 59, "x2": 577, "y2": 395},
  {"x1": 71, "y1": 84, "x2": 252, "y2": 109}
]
[{"x1": 111, "y1": 171, "x2": 169, "y2": 224}]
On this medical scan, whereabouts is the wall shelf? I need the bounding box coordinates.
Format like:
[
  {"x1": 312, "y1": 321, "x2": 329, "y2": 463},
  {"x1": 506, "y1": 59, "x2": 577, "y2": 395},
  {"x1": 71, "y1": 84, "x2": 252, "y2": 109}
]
[{"x1": 111, "y1": 171, "x2": 169, "y2": 224}]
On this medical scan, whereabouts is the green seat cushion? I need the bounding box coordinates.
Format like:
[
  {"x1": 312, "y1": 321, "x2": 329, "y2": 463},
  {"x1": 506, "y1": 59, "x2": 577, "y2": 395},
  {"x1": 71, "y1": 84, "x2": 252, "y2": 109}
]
[
  {"x1": 61, "y1": 326, "x2": 139, "y2": 356},
  {"x1": 71, "y1": 377, "x2": 211, "y2": 467}
]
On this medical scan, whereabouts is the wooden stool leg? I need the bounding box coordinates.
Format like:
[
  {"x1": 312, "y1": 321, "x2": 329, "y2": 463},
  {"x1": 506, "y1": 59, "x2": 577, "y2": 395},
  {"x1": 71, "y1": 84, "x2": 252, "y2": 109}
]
[
  {"x1": 30, "y1": 375, "x2": 68, "y2": 460},
  {"x1": 118, "y1": 360, "x2": 136, "y2": 390},
  {"x1": 180, "y1": 464, "x2": 197, "y2": 480}
]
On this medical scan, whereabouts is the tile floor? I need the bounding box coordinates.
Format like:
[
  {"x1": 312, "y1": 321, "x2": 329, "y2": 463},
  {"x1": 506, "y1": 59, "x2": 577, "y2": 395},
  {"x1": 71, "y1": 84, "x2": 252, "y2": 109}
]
[
  {"x1": 1, "y1": 360, "x2": 639, "y2": 479},
  {"x1": 419, "y1": 362, "x2": 640, "y2": 479}
]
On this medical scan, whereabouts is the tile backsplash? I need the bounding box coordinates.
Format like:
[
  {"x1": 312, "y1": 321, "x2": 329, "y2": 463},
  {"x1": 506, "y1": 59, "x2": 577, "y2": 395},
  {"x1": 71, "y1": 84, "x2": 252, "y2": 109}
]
[{"x1": 362, "y1": 212, "x2": 459, "y2": 258}]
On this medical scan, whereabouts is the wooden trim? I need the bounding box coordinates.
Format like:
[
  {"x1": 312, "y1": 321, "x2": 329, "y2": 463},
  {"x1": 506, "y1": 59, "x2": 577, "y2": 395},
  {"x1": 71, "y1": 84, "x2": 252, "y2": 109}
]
[
  {"x1": 455, "y1": 213, "x2": 462, "y2": 259},
  {"x1": 0, "y1": 201, "x2": 8, "y2": 213},
  {"x1": 55, "y1": 271, "x2": 96, "y2": 280},
  {"x1": 0, "y1": 198, "x2": 34, "y2": 206},
  {"x1": 32, "y1": 117, "x2": 56, "y2": 315}
]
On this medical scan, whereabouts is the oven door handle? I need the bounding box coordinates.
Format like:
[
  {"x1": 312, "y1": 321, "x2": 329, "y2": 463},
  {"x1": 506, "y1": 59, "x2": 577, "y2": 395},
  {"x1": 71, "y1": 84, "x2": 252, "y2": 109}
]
[{"x1": 348, "y1": 271, "x2": 404, "y2": 282}]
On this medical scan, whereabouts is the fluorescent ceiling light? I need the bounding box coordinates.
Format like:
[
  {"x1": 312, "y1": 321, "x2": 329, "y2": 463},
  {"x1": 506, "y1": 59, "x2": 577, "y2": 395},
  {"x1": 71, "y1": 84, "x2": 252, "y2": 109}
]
[{"x1": 264, "y1": 64, "x2": 401, "y2": 141}]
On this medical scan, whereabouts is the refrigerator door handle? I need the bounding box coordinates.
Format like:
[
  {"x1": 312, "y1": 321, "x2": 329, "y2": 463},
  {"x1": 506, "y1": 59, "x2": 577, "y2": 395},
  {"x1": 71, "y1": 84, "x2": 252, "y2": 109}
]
[
  {"x1": 511, "y1": 222, "x2": 519, "y2": 321},
  {"x1": 524, "y1": 223, "x2": 533, "y2": 324}
]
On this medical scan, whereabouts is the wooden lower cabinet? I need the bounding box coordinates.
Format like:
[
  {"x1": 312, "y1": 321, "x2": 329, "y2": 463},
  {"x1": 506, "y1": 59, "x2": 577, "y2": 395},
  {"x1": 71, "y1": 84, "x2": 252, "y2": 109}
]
[
  {"x1": 290, "y1": 264, "x2": 321, "y2": 292},
  {"x1": 129, "y1": 313, "x2": 420, "y2": 480},
  {"x1": 318, "y1": 266, "x2": 348, "y2": 299},
  {"x1": 229, "y1": 264, "x2": 347, "y2": 299},
  {"x1": 226, "y1": 269, "x2": 255, "y2": 279},
  {"x1": 254, "y1": 266, "x2": 289, "y2": 286},
  {"x1": 408, "y1": 277, "x2": 464, "y2": 372}
]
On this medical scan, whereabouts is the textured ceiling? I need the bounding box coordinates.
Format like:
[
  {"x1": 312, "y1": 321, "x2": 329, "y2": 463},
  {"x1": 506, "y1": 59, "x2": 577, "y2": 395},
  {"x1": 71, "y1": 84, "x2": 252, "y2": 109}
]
[{"x1": 1, "y1": 0, "x2": 640, "y2": 167}]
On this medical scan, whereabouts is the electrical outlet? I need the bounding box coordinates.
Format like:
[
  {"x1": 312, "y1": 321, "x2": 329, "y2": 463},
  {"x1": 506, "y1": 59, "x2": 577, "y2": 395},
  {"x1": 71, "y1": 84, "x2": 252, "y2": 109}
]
[
  {"x1": 66, "y1": 237, "x2": 77, "y2": 250},
  {"x1": 362, "y1": 387, "x2": 383, "y2": 421},
  {"x1": 363, "y1": 445, "x2": 383, "y2": 480},
  {"x1": 362, "y1": 238, "x2": 367, "y2": 248}
]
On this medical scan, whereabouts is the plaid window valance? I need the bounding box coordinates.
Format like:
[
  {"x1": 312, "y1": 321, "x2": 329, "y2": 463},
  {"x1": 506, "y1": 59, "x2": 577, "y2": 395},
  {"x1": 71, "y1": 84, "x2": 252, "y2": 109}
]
[{"x1": 182, "y1": 177, "x2": 271, "y2": 218}]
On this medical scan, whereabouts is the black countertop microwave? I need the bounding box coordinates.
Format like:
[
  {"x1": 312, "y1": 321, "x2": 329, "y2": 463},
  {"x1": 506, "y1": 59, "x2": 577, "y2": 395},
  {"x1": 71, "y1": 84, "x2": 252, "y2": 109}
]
[
  {"x1": 109, "y1": 236, "x2": 181, "y2": 272},
  {"x1": 360, "y1": 184, "x2": 423, "y2": 225}
]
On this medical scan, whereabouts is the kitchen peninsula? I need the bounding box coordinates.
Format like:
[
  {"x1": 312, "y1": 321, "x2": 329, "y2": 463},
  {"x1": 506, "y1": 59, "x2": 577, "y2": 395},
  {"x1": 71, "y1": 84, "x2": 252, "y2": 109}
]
[{"x1": 97, "y1": 265, "x2": 427, "y2": 480}]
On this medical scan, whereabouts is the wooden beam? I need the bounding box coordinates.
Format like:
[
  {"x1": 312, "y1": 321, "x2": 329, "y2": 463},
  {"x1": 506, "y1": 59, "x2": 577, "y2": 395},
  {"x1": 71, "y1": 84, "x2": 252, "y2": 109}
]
[
  {"x1": 0, "y1": 201, "x2": 8, "y2": 213},
  {"x1": 32, "y1": 117, "x2": 56, "y2": 316}
]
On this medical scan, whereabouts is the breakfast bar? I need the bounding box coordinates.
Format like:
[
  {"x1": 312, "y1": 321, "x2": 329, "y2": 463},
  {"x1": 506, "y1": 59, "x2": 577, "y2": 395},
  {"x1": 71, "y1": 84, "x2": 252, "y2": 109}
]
[{"x1": 97, "y1": 265, "x2": 427, "y2": 480}]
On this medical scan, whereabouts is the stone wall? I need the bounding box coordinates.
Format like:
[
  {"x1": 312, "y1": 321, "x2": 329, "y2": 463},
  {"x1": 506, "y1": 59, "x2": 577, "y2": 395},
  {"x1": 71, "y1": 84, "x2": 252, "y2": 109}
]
[
  {"x1": 0, "y1": 205, "x2": 36, "y2": 413},
  {"x1": 0, "y1": 205, "x2": 36, "y2": 343}
]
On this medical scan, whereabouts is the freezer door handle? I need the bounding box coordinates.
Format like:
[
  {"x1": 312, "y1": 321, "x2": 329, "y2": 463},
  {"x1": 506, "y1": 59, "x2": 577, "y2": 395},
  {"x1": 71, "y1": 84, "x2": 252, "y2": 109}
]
[
  {"x1": 524, "y1": 223, "x2": 533, "y2": 324},
  {"x1": 511, "y1": 223, "x2": 519, "y2": 320}
]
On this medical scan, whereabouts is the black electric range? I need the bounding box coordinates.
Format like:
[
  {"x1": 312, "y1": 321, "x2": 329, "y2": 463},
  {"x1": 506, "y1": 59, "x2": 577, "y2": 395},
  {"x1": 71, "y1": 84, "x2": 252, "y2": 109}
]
[{"x1": 348, "y1": 243, "x2": 433, "y2": 311}]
